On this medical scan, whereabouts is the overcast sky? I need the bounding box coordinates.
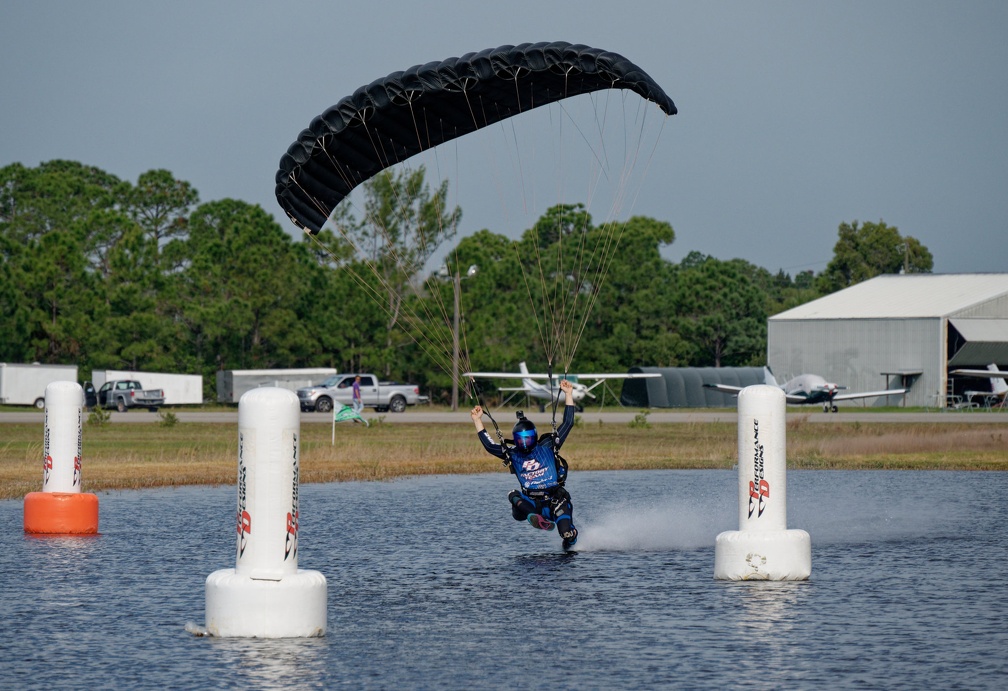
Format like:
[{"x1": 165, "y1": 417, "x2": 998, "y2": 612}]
[{"x1": 3, "y1": 1, "x2": 1006, "y2": 275}]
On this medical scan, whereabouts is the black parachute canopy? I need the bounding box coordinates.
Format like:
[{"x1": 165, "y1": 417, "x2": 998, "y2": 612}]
[{"x1": 275, "y1": 41, "x2": 677, "y2": 234}]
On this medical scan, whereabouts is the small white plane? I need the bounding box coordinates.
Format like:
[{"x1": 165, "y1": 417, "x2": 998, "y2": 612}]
[
  {"x1": 949, "y1": 364, "x2": 1008, "y2": 409},
  {"x1": 464, "y1": 361, "x2": 660, "y2": 411},
  {"x1": 704, "y1": 367, "x2": 907, "y2": 413}
]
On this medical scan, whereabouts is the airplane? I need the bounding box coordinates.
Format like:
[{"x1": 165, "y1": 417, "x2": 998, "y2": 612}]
[
  {"x1": 703, "y1": 367, "x2": 907, "y2": 413},
  {"x1": 464, "y1": 361, "x2": 660, "y2": 411},
  {"x1": 949, "y1": 364, "x2": 1008, "y2": 409}
]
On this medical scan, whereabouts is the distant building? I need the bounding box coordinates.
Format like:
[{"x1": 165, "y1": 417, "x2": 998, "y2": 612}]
[
  {"x1": 768, "y1": 273, "x2": 1008, "y2": 408},
  {"x1": 620, "y1": 367, "x2": 765, "y2": 408}
]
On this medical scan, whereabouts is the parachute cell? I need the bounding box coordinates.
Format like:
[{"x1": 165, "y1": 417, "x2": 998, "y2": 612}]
[{"x1": 275, "y1": 41, "x2": 677, "y2": 234}]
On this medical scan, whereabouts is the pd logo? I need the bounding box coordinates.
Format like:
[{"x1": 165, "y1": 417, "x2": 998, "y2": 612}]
[
  {"x1": 522, "y1": 459, "x2": 541, "y2": 472},
  {"x1": 748, "y1": 479, "x2": 770, "y2": 518}
]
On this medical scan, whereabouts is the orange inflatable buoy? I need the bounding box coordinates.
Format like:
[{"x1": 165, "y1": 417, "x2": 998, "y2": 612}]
[{"x1": 23, "y1": 491, "x2": 99, "y2": 535}]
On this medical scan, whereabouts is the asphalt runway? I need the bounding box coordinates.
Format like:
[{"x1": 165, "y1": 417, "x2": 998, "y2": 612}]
[{"x1": 1, "y1": 409, "x2": 1006, "y2": 425}]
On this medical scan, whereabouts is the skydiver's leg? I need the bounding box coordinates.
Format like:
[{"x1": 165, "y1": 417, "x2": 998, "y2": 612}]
[
  {"x1": 550, "y1": 489, "x2": 578, "y2": 549},
  {"x1": 508, "y1": 489, "x2": 535, "y2": 521},
  {"x1": 510, "y1": 491, "x2": 555, "y2": 530}
]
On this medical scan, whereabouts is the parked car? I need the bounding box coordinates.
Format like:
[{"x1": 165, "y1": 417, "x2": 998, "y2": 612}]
[
  {"x1": 296, "y1": 373, "x2": 426, "y2": 413},
  {"x1": 85, "y1": 380, "x2": 166, "y2": 412}
]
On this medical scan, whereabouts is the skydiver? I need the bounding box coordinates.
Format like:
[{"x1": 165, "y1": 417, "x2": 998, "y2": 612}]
[{"x1": 470, "y1": 378, "x2": 579, "y2": 550}]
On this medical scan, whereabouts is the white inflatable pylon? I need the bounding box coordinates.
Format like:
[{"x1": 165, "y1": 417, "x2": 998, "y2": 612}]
[
  {"x1": 205, "y1": 387, "x2": 327, "y2": 637},
  {"x1": 714, "y1": 385, "x2": 811, "y2": 580}
]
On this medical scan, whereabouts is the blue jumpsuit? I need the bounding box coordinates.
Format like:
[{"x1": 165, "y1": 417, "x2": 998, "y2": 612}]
[{"x1": 478, "y1": 404, "x2": 578, "y2": 548}]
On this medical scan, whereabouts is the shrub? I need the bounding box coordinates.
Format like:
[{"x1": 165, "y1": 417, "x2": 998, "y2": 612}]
[
  {"x1": 158, "y1": 410, "x2": 179, "y2": 428},
  {"x1": 628, "y1": 411, "x2": 651, "y2": 429},
  {"x1": 87, "y1": 407, "x2": 111, "y2": 427}
]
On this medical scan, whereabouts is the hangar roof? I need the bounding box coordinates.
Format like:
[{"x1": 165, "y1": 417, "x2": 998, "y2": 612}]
[{"x1": 771, "y1": 274, "x2": 1008, "y2": 320}]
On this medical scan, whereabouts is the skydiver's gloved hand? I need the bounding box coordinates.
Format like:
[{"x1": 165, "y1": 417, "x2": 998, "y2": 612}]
[
  {"x1": 471, "y1": 405, "x2": 486, "y2": 433},
  {"x1": 559, "y1": 378, "x2": 575, "y2": 405}
]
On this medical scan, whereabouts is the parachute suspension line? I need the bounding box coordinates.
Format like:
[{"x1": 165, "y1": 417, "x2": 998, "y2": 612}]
[
  {"x1": 304, "y1": 229, "x2": 458, "y2": 378},
  {"x1": 548, "y1": 361, "x2": 558, "y2": 432},
  {"x1": 560, "y1": 211, "x2": 595, "y2": 371},
  {"x1": 513, "y1": 239, "x2": 550, "y2": 365},
  {"x1": 567, "y1": 100, "x2": 668, "y2": 362},
  {"x1": 485, "y1": 84, "x2": 568, "y2": 367},
  {"x1": 278, "y1": 43, "x2": 677, "y2": 406},
  {"x1": 472, "y1": 377, "x2": 509, "y2": 461},
  {"x1": 287, "y1": 167, "x2": 333, "y2": 225},
  {"x1": 327, "y1": 111, "x2": 466, "y2": 379},
  {"x1": 507, "y1": 114, "x2": 532, "y2": 216},
  {"x1": 537, "y1": 94, "x2": 615, "y2": 371},
  {"x1": 551, "y1": 93, "x2": 643, "y2": 367},
  {"x1": 551, "y1": 98, "x2": 574, "y2": 369},
  {"x1": 568, "y1": 224, "x2": 620, "y2": 363},
  {"x1": 443, "y1": 126, "x2": 477, "y2": 394},
  {"x1": 320, "y1": 166, "x2": 464, "y2": 382},
  {"x1": 400, "y1": 103, "x2": 468, "y2": 368},
  {"x1": 357, "y1": 98, "x2": 478, "y2": 395}
]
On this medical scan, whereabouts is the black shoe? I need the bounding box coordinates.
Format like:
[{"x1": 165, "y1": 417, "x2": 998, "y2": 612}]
[{"x1": 561, "y1": 527, "x2": 578, "y2": 551}]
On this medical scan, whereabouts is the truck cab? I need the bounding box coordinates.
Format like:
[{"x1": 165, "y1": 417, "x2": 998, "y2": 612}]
[
  {"x1": 296, "y1": 373, "x2": 421, "y2": 413},
  {"x1": 332, "y1": 374, "x2": 378, "y2": 405},
  {"x1": 93, "y1": 380, "x2": 165, "y2": 412}
]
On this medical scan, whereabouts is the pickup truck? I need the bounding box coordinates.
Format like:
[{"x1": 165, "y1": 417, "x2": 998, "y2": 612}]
[
  {"x1": 296, "y1": 373, "x2": 426, "y2": 413},
  {"x1": 85, "y1": 380, "x2": 166, "y2": 412}
]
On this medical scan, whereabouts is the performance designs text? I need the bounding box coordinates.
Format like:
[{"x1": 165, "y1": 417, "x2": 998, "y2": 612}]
[
  {"x1": 285, "y1": 432, "x2": 299, "y2": 562},
  {"x1": 237, "y1": 433, "x2": 251, "y2": 558},
  {"x1": 748, "y1": 419, "x2": 770, "y2": 518}
]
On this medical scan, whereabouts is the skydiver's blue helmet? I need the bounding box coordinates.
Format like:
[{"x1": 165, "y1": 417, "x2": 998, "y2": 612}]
[{"x1": 513, "y1": 411, "x2": 537, "y2": 452}]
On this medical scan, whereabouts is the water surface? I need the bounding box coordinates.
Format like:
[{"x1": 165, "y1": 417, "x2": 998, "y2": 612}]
[{"x1": 1, "y1": 470, "x2": 1005, "y2": 688}]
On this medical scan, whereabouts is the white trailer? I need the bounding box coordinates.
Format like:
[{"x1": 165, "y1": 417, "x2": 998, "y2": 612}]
[
  {"x1": 216, "y1": 368, "x2": 339, "y2": 403},
  {"x1": 0, "y1": 363, "x2": 79, "y2": 408},
  {"x1": 91, "y1": 370, "x2": 204, "y2": 406}
]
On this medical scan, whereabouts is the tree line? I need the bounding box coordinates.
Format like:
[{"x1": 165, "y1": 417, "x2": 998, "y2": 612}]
[{"x1": 0, "y1": 160, "x2": 933, "y2": 403}]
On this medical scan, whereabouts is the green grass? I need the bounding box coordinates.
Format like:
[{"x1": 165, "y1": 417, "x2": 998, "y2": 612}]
[{"x1": 1, "y1": 418, "x2": 1005, "y2": 500}]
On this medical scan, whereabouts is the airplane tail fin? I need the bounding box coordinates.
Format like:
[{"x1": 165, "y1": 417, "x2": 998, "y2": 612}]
[
  {"x1": 763, "y1": 366, "x2": 779, "y2": 388},
  {"x1": 518, "y1": 361, "x2": 538, "y2": 393},
  {"x1": 989, "y1": 364, "x2": 1008, "y2": 396}
]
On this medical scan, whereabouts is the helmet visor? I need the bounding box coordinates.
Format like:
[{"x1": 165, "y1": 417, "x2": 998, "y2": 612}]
[{"x1": 514, "y1": 428, "x2": 537, "y2": 451}]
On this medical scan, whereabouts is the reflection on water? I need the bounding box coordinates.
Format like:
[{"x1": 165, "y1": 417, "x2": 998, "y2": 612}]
[
  {"x1": 1, "y1": 470, "x2": 1006, "y2": 688},
  {"x1": 728, "y1": 581, "x2": 805, "y2": 631},
  {"x1": 210, "y1": 637, "x2": 330, "y2": 689}
]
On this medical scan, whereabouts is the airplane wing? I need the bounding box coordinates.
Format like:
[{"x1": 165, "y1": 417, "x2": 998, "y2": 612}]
[
  {"x1": 702, "y1": 382, "x2": 801, "y2": 401},
  {"x1": 950, "y1": 368, "x2": 1008, "y2": 379},
  {"x1": 465, "y1": 371, "x2": 552, "y2": 380},
  {"x1": 464, "y1": 370, "x2": 660, "y2": 381},
  {"x1": 831, "y1": 388, "x2": 906, "y2": 402},
  {"x1": 702, "y1": 382, "x2": 802, "y2": 401},
  {"x1": 703, "y1": 383, "x2": 744, "y2": 396}
]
